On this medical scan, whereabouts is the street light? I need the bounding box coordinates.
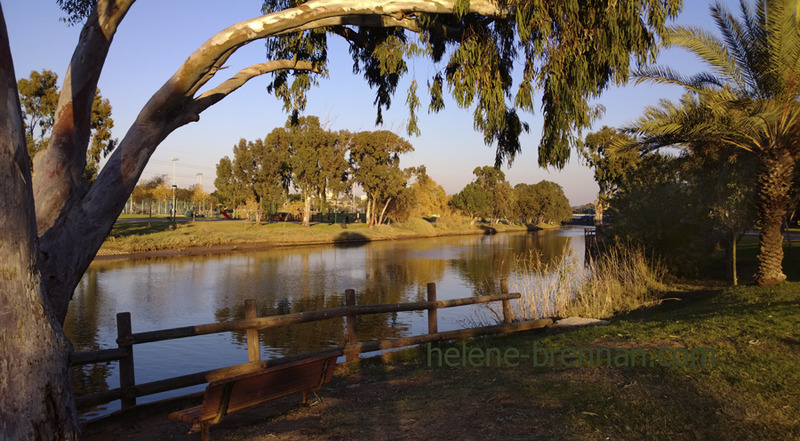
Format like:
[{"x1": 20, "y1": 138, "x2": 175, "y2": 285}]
[
  {"x1": 171, "y1": 158, "x2": 179, "y2": 220},
  {"x1": 172, "y1": 185, "x2": 177, "y2": 222}
]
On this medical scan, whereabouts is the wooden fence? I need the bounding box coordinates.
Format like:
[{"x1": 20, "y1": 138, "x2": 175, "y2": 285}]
[{"x1": 70, "y1": 282, "x2": 552, "y2": 412}]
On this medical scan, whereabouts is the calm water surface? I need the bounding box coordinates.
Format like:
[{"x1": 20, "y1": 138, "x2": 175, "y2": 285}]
[{"x1": 64, "y1": 227, "x2": 585, "y2": 418}]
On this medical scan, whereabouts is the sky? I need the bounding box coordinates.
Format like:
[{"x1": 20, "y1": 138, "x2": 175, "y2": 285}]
[{"x1": 3, "y1": 0, "x2": 736, "y2": 205}]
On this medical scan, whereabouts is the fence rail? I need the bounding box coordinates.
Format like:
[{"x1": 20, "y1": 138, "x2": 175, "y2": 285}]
[{"x1": 70, "y1": 282, "x2": 552, "y2": 412}]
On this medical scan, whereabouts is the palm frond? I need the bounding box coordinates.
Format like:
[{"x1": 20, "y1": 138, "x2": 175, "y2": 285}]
[
  {"x1": 711, "y1": 1, "x2": 764, "y2": 95},
  {"x1": 663, "y1": 25, "x2": 745, "y2": 90}
]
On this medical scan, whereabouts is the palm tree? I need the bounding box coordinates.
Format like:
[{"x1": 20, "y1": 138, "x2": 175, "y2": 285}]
[{"x1": 630, "y1": 0, "x2": 800, "y2": 286}]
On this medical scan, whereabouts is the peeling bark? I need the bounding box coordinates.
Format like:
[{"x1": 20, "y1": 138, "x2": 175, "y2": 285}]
[
  {"x1": 32, "y1": 0, "x2": 135, "y2": 235},
  {"x1": 0, "y1": 6, "x2": 78, "y2": 438}
]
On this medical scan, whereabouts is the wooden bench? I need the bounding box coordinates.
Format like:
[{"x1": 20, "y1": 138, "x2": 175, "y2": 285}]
[{"x1": 169, "y1": 351, "x2": 341, "y2": 441}]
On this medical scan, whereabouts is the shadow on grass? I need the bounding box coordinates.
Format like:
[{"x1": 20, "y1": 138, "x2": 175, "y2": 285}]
[
  {"x1": 526, "y1": 223, "x2": 543, "y2": 232},
  {"x1": 333, "y1": 232, "x2": 370, "y2": 248},
  {"x1": 478, "y1": 225, "x2": 497, "y2": 235},
  {"x1": 108, "y1": 221, "x2": 176, "y2": 238}
]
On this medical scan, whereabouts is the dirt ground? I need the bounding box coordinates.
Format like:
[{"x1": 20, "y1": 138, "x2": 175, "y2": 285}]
[{"x1": 82, "y1": 351, "x2": 592, "y2": 441}]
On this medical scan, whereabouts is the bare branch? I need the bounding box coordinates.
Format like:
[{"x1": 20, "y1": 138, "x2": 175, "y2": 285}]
[{"x1": 194, "y1": 59, "x2": 322, "y2": 113}]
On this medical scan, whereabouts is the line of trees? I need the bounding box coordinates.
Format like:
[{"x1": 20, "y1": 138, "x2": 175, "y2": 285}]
[
  {"x1": 214, "y1": 116, "x2": 413, "y2": 227},
  {"x1": 450, "y1": 166, "x2": 572, "y2": 225},
  {"x1": 129, "y1": 175, "x2": 213, "y2": 219}
]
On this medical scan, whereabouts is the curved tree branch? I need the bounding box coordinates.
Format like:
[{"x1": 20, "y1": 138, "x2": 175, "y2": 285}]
[{"x1": 194, "y1": 59, "x2": 322, "y2": 113}]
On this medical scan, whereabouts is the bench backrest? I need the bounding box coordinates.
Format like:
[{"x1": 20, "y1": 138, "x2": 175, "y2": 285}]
[{"x1": 198, "y1": 352, "x2": 339, "y2": 423}]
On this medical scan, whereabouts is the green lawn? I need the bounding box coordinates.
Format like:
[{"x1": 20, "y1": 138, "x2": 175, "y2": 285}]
[{"x1": 99, "y1": 217, "x2": 533, "y2": 255}]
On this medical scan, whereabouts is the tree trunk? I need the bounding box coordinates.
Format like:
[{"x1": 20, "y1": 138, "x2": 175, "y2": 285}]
[
  {"x1": 377, "y1": 197, "x2": 392, "y2": 225},
  {"x1": 731, "y1": 234, "x2": 738, "y2": 286},
  {"x1": 302, "y1": 193, "x2": 312, "y2": 227},
  {"x1": 594, "y1": 198, "x2": 604, "y2": 225},
  {"x1": 366, "y1": 196, "x2": 373, "y2": 227},
  {"x1": 754, "y1": 147, "x2": 794, "y2": 286},
  {"x1": 0, "y1": 9, "x2": 79, "y2": 437}
]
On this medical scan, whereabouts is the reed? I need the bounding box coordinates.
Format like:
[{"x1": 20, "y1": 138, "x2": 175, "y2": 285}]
[{"x1": 509, "y1": 242, "x2": 666, "y2": 320}]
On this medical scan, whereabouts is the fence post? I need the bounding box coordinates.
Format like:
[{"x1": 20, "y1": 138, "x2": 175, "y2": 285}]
[
  {"x1": 245, "y1": 299, "x2": 260, "y2": 362},
  {"x1": 116, "y1": 312, "x2": 136, "y2": 409},
  {"x1": 427, "y1": 283, "x2": 438, "y2": 334},
  {"x1": 500, "y1": 279, "x2": 513, "y2": 324},
  {"x1": 344, "y1": 289, "x2": 359, "y2": 363}
]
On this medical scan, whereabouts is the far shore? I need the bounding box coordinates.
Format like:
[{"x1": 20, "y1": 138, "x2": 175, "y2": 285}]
[{"x1": 96, "y1": 217, "x2": 565, "y2": 261}]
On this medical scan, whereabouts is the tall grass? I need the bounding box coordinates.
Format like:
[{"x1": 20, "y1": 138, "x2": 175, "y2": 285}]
[{"x1": 509, "y1": 243, "x2": 667, "y2": 320}]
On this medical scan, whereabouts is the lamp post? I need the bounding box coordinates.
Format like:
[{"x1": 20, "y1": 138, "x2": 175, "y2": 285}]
[
  {"x1": 172, "y1": 185, "x2": 177, "y2": 222},
  {"x1": 171, "y1": 158, "x2": 179, "y2": 221}
]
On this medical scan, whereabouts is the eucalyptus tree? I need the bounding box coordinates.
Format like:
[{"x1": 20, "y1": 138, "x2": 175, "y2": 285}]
[
  {"x1": 630, "y1": 0, "x2": 800, "y2": 286},
  {"x1": 581, "y1": 126, "x2": 641, "y2": 224},
  {"x1": 450, "y1": 181, "x2": 492, "y2": 223},
  {"x1": 16, "y1": 69, "x2": 58, "y2": 157},
  {"x1": 348, "y1": 130, "x2": 413, "y2": 226},
  {"x1": 0, "y1": 0, "x2": 682, "y2": 438},
  {"x1": 214, "y1": 156, "x2": 244, "y2": 208},
  {"x1": 215, "y1": 135, "x2": 291, "y2": 220},
  {"x1": 514, "y1": 180, "x2": 572, "y2": 225},
  {"x1": 285, "y1": 116, "x2": 345, "y2": 226},
  {"x1": 389, "y1": 166, "x2": 449, "y2": 222},
  {"x1": 473, "y1": 165, "x2": 513, "y2": 224}
]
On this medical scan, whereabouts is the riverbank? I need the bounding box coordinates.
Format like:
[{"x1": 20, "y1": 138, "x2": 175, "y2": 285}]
[
  {"x1": 84, "y1": 278, "x2": 800, "y2": 440},
  {"x1": 97, "y1": 218, "x2": 558, "y2": 260}
]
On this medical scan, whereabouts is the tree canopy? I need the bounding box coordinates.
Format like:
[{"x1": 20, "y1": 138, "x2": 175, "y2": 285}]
[
  {"x1": 348, "y1": 129, "x2": 413, "y2": 226},
  {"x1": 514, "y1": 180, "x2": 572, "y2": 225},
  {"x1": 285, "y1": 116, "x2": 347, "y2": 226}
]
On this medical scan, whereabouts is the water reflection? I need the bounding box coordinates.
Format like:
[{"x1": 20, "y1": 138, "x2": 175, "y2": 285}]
[{"x1": 65, "y1": 227, "x2": 584, "y2": 417}]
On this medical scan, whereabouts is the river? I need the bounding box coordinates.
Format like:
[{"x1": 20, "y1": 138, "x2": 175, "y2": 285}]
[{"x1": 64, "y1": 226, "x2": 586, "y2": 419}]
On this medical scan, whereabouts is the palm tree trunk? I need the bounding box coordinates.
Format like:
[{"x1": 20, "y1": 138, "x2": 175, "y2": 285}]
[{"x1": 754, "y1": 148, "x2": 794, "y2": 286}]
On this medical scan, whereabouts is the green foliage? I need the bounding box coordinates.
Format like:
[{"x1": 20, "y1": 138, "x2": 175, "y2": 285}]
[
  {"x1": 581, "y1": 126, "x2": 640, "y2": 202},
  {"x1": 55, "y1": 0, "x2": 93, "y2": 24},
  {"x1": 17, "y1": 69, "x2": 116, "y2": 184},
  {"x1": 449, "y1": 166, "x2": 513, "y2": 223},
  {"x1": 450, "y1": 181, "x2": 491, "y2": 222},
  {"x1": 214, "y1": 134, "x2": 292, "y2": 215},
  {"x1": 405, "y1": 80, "x2": 421, "y2": 137},
  {"x1": 607, "y1": 154, "x2": 717, "y2": 276},
  {"x1": 388, "y1": 166, "x2": 449, "y2": 222},
  {"x1": 514, "y1": 180, "x2": 572, "y2": 225},
  {"x1": 259, "y1": 0, "x2": 681, "y2": 169},
  {"x1": 472, "y1": 166, "x2": 513, "y2": 223},
  {"x1": 349, "y1": 129, "x2": 413, "y2": 226},
  {"x1": 16, "y1": 69, "x2": 59, "y2": 158},
  {"x1": 84, "y1": 90, "x2": 116, "y2": 183}
]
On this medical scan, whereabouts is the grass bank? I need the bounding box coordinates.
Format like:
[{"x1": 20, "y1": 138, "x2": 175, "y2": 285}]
[
  {"x1": 97, "y1": 218, "x2": 551, "y2": 258},
  {"x1": 85, "y1": 277, "x2": 800, "y2": 441}
]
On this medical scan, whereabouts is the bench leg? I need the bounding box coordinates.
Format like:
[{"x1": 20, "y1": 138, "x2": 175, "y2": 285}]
[
  {"x1": 200, "y1": 422, "x2": 210, "y2": 441},
  {"x1": 301, "y1": 391, "x2": 308, "y2": 405}
]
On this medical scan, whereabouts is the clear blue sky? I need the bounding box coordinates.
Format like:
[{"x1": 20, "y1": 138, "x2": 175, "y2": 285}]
[{"x1": 4, "y1": 0, "x2": 733, "y2": 205}]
